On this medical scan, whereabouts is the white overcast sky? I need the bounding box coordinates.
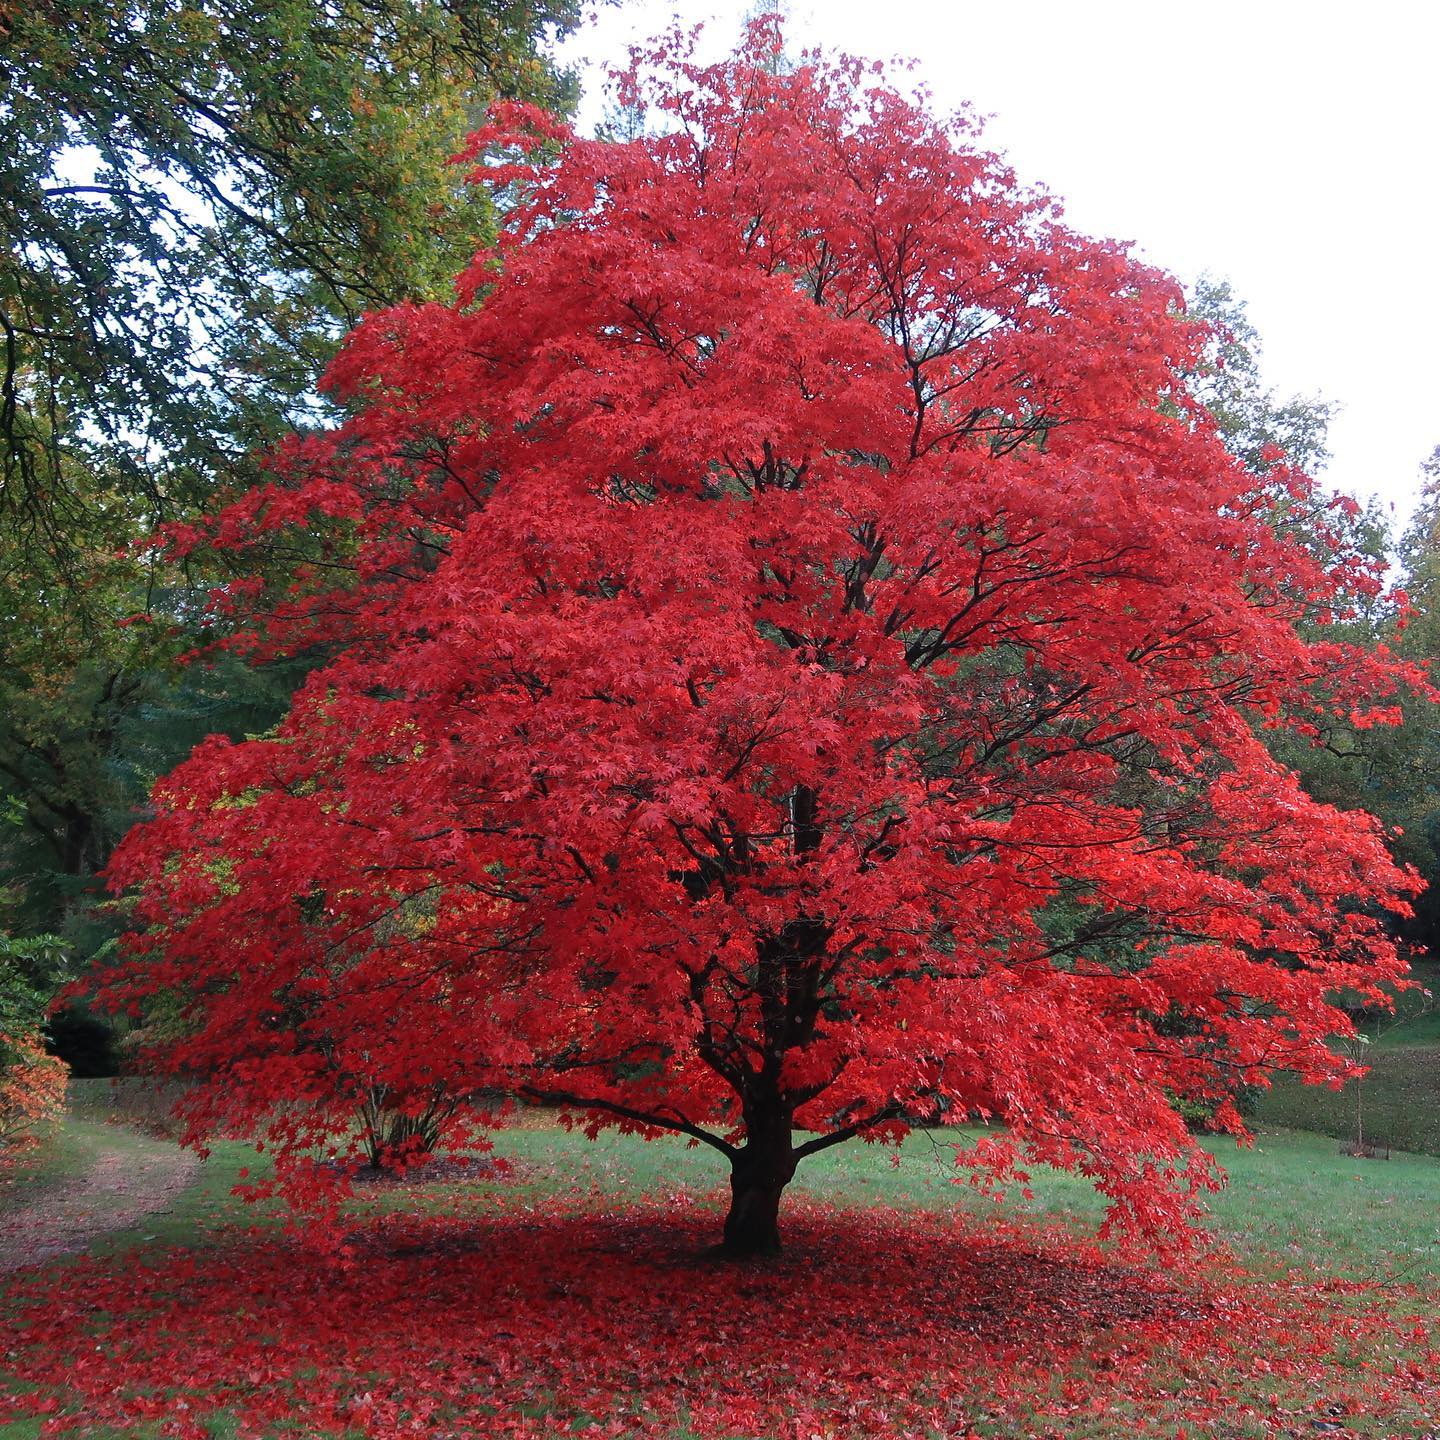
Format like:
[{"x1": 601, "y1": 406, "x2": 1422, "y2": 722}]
[{"x1": 556, "y1": 1, "x2": 1439, "y2": 533}]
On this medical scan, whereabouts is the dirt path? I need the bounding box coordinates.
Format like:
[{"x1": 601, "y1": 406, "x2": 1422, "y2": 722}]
[{"x1": 0, "y1": 1124, "x2": 200, "y2": 1273}]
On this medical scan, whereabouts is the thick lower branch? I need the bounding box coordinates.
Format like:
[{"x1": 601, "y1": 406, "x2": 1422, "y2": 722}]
[
  {"x1": 791, "y1": 1103, "x2": 903, "y2": 1160},
  {"x1": 519, "y1": 1086, "x2": 737, "y2": 1159}
]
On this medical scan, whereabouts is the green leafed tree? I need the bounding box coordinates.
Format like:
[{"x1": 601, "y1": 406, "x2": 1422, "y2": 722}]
[
  {"x1": 1185, "y1": 275, "x2": 1334, "y2": 477},
  {"x1": 1374, "y1": 454, "x2": 1440, "y2": 951},
  {"x1": 1186, "y1": 279, "x2": 1440, "y2": 958},
  {"x1": 0, "y1": 0, "x2": 584, "y2": 957},
  {"x1": 3, "y1": 1, "x2": 581, "y2": 541}
]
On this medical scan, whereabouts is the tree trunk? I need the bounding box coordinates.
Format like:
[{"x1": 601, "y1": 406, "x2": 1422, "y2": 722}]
[
  {"x1": 716, "y1": 783, "x2": 818, "y2": 1257},
  {"x1": 723, "y1": 1172, "x2": 786, "y2": 1256},
  {"x1": 720, "y1": 1115, "x2": 795, "y2": 1257},
  {"x1": 723, "y1": 1161, "x2": 794, "y2": 1255}
]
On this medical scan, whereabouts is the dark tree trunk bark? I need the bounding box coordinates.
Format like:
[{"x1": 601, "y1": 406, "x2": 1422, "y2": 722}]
[
  {"x1": 723, "y1": 1167, "x2": 787, "y2": 1256},
  {"x1": 715, "y1": 783, "x2": 823, "y2": 1257},
  {"x1": 720, "y1": 1110, "x2": 795, "y2": 1257}
]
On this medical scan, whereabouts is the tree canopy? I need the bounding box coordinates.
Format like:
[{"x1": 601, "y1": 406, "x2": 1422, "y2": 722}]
[
  {"x1": 102, "y1": 24, "x2": 1423, "y2": 1256},
  {"x1": 3, "y1": 0, "x2": 580, "y2": 549}
]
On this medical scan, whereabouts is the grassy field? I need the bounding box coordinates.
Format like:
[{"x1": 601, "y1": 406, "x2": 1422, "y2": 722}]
[
  {"x1": 0, "y1": 1115, "x2": 100, "y2": 1206},
  {"x1": 2, "y1": 1091, "x2": 1438, "y2": 1438},
  {"x1": 38, "y1": 1079, "x2": 1440, "y2": 1280},
  {"x1": 476, "y1": 1121, "x2": 1440, "y2": 1280},
  {"x1": 1256, "y1": 1046, "x2": 1440, "y2": 1156}
]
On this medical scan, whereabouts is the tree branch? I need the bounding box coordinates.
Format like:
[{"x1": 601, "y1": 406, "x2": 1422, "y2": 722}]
[{"x1": 519, "y1": 1086, "x2": 738, "y2": 1160}]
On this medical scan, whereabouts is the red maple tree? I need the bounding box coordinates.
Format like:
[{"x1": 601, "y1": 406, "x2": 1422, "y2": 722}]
[{"x1": 105, "y1": 22, "x2": 1418, "y2": 1255}]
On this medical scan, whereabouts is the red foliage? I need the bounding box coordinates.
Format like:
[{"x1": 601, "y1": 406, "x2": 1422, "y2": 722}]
[
  {"x1": 1, "y1": 1200, "x2": 1435, "y2": 1437},
  {"x1": 0, "y1": 1032, "x2": 67, "y2": 1158},
  {"x1": 102, "y1": 21, "x2": 1422, "y2": 1249}
]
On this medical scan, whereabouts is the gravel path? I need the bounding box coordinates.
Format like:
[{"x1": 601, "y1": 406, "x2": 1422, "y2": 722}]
[{"x1": 0, "y1": 1126, "x2": 199, "y2": 1273}]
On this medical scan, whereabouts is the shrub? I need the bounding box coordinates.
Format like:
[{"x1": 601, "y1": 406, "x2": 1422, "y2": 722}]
[
  {"x1": 0, "y1": 1031, "x2": 67, "y2": 1158},
  {"x1": 357, "y1": 1085, "x2": 461, "y2": 1172}
]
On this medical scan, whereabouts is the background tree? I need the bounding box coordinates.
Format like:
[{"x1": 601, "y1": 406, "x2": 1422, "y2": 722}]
[
  {"x1": 1179, "y1": 280, "x2": 1439, "y2": 1153},
  {"x1": 1187, "y1": 280, "x2": 1439, "y2": 946},
  {"x1": 1185, "y1": 275, "x2": 1333, "y2": 478},
  {"x1": 0, "y1": 931, "x2": 68, "y2": 1156},
  {"x1": 103, "y1": 25, "x2": 1419, "y2": 1257},
  {"x1": 1266, "y1": 486, "x2": 1440, "y2": 961},
  {"x1": 1195, "y1": 281, "x2": 1440, "y2": 959},
  {"x1": 1382, "y1": 453, "x2": 1440, "y2": 950},
  {"x1": 3, "y1": 0, "x2": 581, "y2": 540},
  {"x1": 0, "y1": 0, "x2": 584, "y2": 1028}
]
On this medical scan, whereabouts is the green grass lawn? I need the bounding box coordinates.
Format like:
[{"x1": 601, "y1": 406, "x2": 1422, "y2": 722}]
[
  {"x1": 468, "y1": 1118, "x2": 1440, "y2": 1282},
  {"x1": 0, "y1": 1115, "x2": 99, "y2": 1207},
  {"x1": 12, "y1": 1105, "x2": 1440, "y2": 1280},
  {"x1": 3, "y1": 1097, "x2": 1438, "y2": 1438},
  {"x1": 1256, "y1": 1046, "x2": 1440, "y2": 1156}
]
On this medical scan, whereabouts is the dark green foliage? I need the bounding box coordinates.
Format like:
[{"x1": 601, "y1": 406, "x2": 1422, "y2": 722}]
[
  {"x1": 0, "y1": 648, "x2": 308, "y2": 956},
  {"x1": 0, "y1": 932, "x2": 65, "y2": 1066},
  {"x1": 46, "y1": 1006, "x2": 122, "y2": 1077},
  {"x1": 1188, "y1": 280, "x2": 1440, "y2": 955}
]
